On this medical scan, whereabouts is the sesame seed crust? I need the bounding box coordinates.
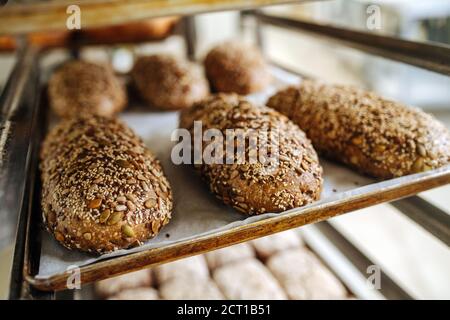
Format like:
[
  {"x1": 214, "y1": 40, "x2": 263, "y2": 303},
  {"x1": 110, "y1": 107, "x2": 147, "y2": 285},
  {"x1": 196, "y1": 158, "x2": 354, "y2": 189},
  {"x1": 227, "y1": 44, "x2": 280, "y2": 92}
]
[
  {"x1": 266, "y1": 80, "x2": 450, "y2": 178},
  {"x1": 40, "y1": 115, "x2": 173, "y2": 254},
  {"x1": 131, "y1": 54, "x2": 209, "y2": 110},
  {"x1": 179, "y1": 94, "x2": 323, "y2": 215},
  {"x1": 204, "y1": 41, "x2": 271, "y2": 95},
  {"x1": 48, "y1": 60, "x2": 127, "y2": 118}
]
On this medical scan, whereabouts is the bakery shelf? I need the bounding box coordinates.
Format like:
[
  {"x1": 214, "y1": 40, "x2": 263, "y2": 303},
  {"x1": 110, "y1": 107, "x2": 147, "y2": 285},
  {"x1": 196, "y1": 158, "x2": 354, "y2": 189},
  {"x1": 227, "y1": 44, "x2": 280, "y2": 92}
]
[{"x1": 0, "y1": 0, "x2": 306, "y2": 35}]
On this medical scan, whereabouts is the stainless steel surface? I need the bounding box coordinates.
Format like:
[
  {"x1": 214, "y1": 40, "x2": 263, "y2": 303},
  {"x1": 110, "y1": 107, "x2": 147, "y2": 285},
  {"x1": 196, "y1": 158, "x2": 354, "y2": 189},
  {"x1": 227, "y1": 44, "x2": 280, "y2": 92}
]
[
  {"x1": 391, "y1": 196, "x2": 450, "y2": 247},
  {"x1": 303, "y1": 221, "x2": 413, "y2": 300},
  {"x1": 253, "y1": 12, "x2": 450, "y2": 76}
]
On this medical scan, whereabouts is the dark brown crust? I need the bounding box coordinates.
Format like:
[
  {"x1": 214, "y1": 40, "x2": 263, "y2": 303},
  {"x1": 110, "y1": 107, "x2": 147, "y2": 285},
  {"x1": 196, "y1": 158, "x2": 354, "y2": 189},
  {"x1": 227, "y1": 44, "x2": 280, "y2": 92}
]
[
  {"x1": 40, "y1": 115, "x2": 173, "y2": 254},
  {"x1": 48, "y1": 60, "x2": 127, "y2": 118},
  {"x1": 179, "y1": 94, "x2": 323, "y2": 215},
  {"x1": 266, "y1": 80, "x2": 450, "y2": 178},
  {"x1": 204, "y1": 41, "x2": 271, "y2": 94},
  {"x1": 131, "y1": 54, "x2": 209, "y2": 110}
]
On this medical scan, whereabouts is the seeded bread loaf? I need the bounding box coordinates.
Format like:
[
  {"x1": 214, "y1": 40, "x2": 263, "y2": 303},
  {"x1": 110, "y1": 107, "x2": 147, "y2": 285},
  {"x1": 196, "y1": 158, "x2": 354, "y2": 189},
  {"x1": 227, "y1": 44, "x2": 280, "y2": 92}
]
[
  {"x1": 40, "y1": 115, "x2": 172, "y2": 254},
  {"x1": 204, "y1": 41, "x2": 271, "y2": 94},
  {"x1": 179, "y1": 94, "x2": 323, "y2": 215},
  {"x1": 48, "y1": 60, "x2": 127, "y2": 118},
  {"x1": 267, "y1": 80, "x2": 450, "y2": 178},
  {"x1": 131, "y1": 54, "x2": 209, "y2": 110}
]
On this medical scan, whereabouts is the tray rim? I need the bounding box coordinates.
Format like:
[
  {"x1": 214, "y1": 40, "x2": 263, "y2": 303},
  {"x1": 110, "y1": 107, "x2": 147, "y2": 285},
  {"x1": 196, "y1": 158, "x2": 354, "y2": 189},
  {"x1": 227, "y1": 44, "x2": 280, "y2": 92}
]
[{"x1": 25, "y1": 165, "x2": 450, "y2": 291}]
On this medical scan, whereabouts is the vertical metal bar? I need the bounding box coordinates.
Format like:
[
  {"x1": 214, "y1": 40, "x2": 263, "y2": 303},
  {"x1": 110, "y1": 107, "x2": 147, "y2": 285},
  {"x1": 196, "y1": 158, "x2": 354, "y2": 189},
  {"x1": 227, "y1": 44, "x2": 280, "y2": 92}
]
[
  {"x1": 183, "y1": 15, "x2": 197, "y2": 61},
  {"x1": 3, "y1": 44, "x2": 42, "y2": 299}
]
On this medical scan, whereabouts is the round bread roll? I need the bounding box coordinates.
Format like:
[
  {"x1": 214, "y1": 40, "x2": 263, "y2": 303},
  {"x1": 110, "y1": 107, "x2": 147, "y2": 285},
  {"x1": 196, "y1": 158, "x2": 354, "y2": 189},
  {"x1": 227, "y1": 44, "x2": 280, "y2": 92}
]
[
  {"x1": 40, "y1": 115, "x2": 172, "y2": 254},
  {"x1": 266, "y1": 80, "x2": 450, "y2": 178},
  {"x1": 131, "y1": 54, "x2": 209, "y2": 110},
  {"x1": 204, "y1": 41, "x2": 271, "y2": 94},
  {"x1": 48, "y1": 60, "x2": 127, "y2": 118},
  {"x1": 179, "y1": 94, "x2": 323, "y2": 215}
]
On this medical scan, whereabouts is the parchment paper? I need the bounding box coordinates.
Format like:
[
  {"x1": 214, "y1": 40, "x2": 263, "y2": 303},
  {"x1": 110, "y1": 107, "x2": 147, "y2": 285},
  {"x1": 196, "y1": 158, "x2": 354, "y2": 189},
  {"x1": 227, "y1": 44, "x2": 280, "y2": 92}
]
[{"x1": 37, "y1": 67, "x2": 374, "y2": 278}]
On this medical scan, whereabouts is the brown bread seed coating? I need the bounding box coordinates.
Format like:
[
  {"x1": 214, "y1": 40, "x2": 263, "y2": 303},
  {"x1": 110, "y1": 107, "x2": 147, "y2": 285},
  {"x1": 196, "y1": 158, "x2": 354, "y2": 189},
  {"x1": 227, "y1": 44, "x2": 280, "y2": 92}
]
[
  {"x1": 204, "y1": 41, "x2": 271, "y2": 94},
  {"x1": 131, "y1": 54, "x2": 209, "y2": 110},
  {"x1": 48, "y1": 60, "x2": 127, "y2": 118},
  {"x1": 40, "y1": 115, "x2": 173, "y2": 254},
  {"x1": 179, "y1": 94, "x2": 323, "y2": 215},
  {"x1": 266, "y1": 80, "x2": 450, "y2": 179}
]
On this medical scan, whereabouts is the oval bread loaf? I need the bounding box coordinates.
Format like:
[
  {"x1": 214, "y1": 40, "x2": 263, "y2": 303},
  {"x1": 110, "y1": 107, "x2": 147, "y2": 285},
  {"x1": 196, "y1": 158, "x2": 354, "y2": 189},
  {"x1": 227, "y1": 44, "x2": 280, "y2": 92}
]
[
  {"x1": 40, "y1": 115, "x2": 172, "y2": 254},
  {"x1": 131, "y1": 54, "x2": 209, "y2": 110},
  {"x1": 179, "y1": 94, "x2": 323, "y2": 215},
  {"x1": 48, "y1": 60, "x2": 127, "y2": 118},
  {"x1": 266, "y1": 80, "x2": 450, "y2": 178},
  {"x1": 204, "y1": 41, "x2": 271, "y2": 94}
]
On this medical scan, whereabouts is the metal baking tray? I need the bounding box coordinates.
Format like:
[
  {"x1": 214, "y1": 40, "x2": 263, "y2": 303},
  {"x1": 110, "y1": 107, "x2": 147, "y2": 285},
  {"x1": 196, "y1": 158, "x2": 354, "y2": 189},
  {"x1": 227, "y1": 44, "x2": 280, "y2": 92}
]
[{"x1": 5, "y1": 40, "x2": 449, "y2": 294}]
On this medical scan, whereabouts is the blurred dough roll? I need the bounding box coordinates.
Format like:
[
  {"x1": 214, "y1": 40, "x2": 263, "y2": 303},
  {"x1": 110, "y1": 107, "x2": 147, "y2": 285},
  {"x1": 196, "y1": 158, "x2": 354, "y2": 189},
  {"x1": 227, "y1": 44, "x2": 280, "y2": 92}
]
[
  {"x1": 213, "y1": 259, "x2": 287, "y2": 300},
  {"x1": 40, "y1": 115, "x2": 173, "y2": 254},
  {"x1": 251, "y1": 230, "x2": 303, "y2": 260},
  {"x1": 267, "y1": 80, "x2": 450, "y2": 178},
  {"x1": 108, "y1": 288, "x2": 159, "y2": 300},
  {"x1": 48, "y1": 60, "x2": 127, "y2": 118},
  {"x1": 153, "y1": 255, "x2": 209, "y2": 285},
  {"x1": 179, "y1": 94, "x2": 323, "y2": 215},
  {"x1": 204, "y1": 41, "x2": 271, "y2": 94},
  {"x1": 131, "y1": 54, "x2": 209, "y2": 110}
]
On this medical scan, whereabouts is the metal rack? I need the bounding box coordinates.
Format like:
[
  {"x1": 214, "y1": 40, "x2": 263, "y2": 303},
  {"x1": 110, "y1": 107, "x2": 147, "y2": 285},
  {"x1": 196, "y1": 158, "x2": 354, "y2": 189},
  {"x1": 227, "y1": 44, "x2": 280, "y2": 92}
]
[{"x1": 1, "y1": 1, "x2": 449, "y2": 299}]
